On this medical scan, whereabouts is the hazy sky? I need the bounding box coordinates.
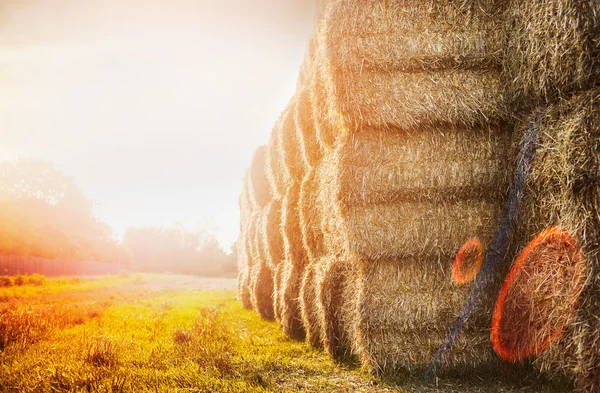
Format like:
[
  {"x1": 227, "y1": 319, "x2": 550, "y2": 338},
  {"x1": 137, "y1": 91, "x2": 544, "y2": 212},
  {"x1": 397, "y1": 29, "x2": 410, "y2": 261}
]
[{"x1": 0, "y1": 0, "x2": 316, "y2": 250}]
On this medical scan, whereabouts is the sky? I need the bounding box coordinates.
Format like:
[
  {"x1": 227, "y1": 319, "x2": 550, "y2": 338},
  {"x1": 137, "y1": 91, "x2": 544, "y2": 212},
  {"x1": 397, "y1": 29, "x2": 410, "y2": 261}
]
[{"x1": 0, "y1": 0, "x2": 316, "y2": 250}]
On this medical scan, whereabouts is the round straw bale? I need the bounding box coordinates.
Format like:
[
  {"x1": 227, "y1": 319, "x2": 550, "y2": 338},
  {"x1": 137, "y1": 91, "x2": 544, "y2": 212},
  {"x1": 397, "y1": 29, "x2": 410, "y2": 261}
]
[
  {"x1": 326, "y1": 0, "x2": 507, "y2": 72},
  {"x1": 279, "y1": 183, "x2": 308, "y2": 340},
  {"x1": 279, "y1": 261, "x2": 306, "y2": 340},
  {"x1": 239, "y1": 171, "x2": 253, "y2": 228},
  {"x1": 300, "y1": 261, "x2": 323, "y2": 348},
  {"x1": 354, "y1": 258, "x2": 494, "y2": 375},
  {"x1": 281, "y1": 97, "x2": 306, "y2": 185},
  {"x1": 299, "y1": 168, "x2": 325, "y2": 266},
  {"x1": 295, "y1": 85, "x2": 323, "y2": 169},
  {"x1": 452, "y1": 238, "x2": 484, "y2": 285},
  {"x1": 504, "y1": 0, "x2": 600, "y2": 106},
  {"x1": 237, "y1": 268, "x2": 252, "y2": 310},
  {"x1": 316, "y1": 123, "x2": 514, "y2": 260},
  {"x1": 316, "y1": 0, "x2": 509, "y2": 137},
  {"x1": 282, "y1": 183, "x2": 309, "y2": 269},
  {"x1": 511, "y1": 89, "x2": 600, "y2": 388},
  {"x1": 491, "y1": 227, "x2": 585, "y2": 363},
  {"x1": 266, "y1": 109, "x2": 289, "y2": 199},
  {"x1": 262, "y1": 198, "x2": 285, "y2": 271},
  {"x1": 315, "y1": 256, "x2": 358, "y2": 360},
  {"x1": 249, "y1": 261, "x2": 275, "y2": 321},
  {"x1": 273, "y1": 263, "x2": 285, "y2": 323},
  {"x1": 249, "y1": 145, "x2": 271, "y2": 209},
  {"x1": 248, "y1": 207, "x2": 275, "y2": 320},
  {"x1": 310, "y1": 42, "x2": 337, "y2": 152}
]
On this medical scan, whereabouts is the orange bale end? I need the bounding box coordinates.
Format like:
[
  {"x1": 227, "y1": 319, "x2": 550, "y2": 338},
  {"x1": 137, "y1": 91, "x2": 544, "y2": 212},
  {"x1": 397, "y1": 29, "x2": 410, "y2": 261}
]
[
  {"x1": 491, "y1": 227, "x2": 585, "y2": 363},
  {"x1": 452, "y1": 238, "x2": 484, "y2": 285}
]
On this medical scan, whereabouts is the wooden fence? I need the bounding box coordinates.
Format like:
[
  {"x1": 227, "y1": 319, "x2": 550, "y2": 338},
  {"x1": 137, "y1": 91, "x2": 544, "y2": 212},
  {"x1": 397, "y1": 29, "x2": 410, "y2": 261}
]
[{"x1": 0, "y1": 255, "x2": 133, "y2": 277}]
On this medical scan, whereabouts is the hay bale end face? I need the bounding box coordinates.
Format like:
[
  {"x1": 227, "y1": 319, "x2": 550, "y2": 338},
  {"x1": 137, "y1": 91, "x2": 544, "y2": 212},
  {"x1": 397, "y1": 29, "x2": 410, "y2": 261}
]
[
  {"x1": 511, "y1": 89, "x2": 600, "y2": 389},
  {"x1": 300, "y1": 262, "x2": 323, "y2": 348},
  {"x1": 452, "y1": 238, "x2": 484, "y2": 285},
  {"x1": 249, "y1": 145, "x2": 271, "y2": 209},
  {"x1": 316, "y1": 256, "x2": 357, "y2": 360},
  {"x1": 491, "y1": 227, "x2": 585, "y2": 363},
  {"x1": 262, "y1": 199, "x2": 285, "y2": 271}
]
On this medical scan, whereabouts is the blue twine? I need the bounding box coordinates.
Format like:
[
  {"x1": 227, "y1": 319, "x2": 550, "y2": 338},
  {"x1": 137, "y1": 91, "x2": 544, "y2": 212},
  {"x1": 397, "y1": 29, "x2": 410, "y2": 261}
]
[{"x1": 424, "y1": 112, "x2": 542, "y2": 377}]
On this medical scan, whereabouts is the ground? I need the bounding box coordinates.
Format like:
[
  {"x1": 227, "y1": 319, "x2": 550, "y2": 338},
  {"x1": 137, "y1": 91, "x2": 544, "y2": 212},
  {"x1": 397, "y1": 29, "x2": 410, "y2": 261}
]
[{"x1": 0, "y1": 274, "x2": 573, "y2": 392}]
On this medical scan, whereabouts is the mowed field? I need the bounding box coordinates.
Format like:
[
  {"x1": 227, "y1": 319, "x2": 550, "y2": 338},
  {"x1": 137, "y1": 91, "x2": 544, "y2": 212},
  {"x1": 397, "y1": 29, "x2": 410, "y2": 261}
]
[{"x1": 0, "y1": 274, "x2": 571, "y2": 392}]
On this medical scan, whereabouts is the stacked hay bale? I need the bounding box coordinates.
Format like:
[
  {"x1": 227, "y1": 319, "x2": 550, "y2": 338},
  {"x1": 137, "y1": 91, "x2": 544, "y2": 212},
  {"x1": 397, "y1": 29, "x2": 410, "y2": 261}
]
[
  {"x1": 246, "y1": 145, "x2": 275, "y2": 321},
  {"x1": 264, "y1": 111, "x2": 288, "y2": 323},
  {"x1": 313, "y1": 0, "x2": 514, "y2": 373},
  {"x1": 237, "y1": 172, "x2": 253, "y2": 309},
  {"x1": 278, "y1": 96, "x2": 311, "y2": 341},
  {"x1": 296, "y1": 39, "x2": 328, "y2": 349},
  {"x1": 492, "y1": 2, "x2": 600, "y2": 390}
]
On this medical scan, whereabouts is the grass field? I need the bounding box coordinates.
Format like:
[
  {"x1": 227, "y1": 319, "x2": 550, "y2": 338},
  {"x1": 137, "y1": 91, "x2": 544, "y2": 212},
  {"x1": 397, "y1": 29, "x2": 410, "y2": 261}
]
[{"x1": 0, "y1": 274, "x2": 572, "y2": 392}]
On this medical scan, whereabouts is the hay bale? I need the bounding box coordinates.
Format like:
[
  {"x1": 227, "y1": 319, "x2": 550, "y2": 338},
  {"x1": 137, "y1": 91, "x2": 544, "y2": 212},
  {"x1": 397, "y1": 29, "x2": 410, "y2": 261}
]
[
  {"x1": 273, "y1": 263, "x2": 285, "y2": 323},
  {"x1": 491, "y1": 227, "x2": 585, "y2": 363},
  {"x1": 261, "y1": 198, "x2": 285, "y2": 271},
  {"x1": 266, "y1": 108, "x2": 289, "y2": 199},
  {"x1": 295, "y1": 85, "x2": 323, "y2": 169},
  {"x1": 279, "y1": 183, "x2": 308, "y2": 340},
  {"x1": 300, "y1": 262, "x2": 323, "y2": 348},
  {"x1": 504, "y1": 0, "x2": 600, "y2": 106},
  {"x1": 498, "y1": 89, "x2": 600, "y2": 390},
  {"x1": 279, "y1": 261, "x2": 306, "y2": 340},
  {"x1": 237, "y1": 267, "x2": 252, "y2": 310},
  {"x1": 249, "y1": 261, "x2": 275, "y2": 321},
  {"x1": 248, "y1": 145, "x2": 271, "y2": 209},
  {"x1": 299, "y1": 168, "x2": 326, "y2": 346},
  {"x1": 318, "y1": 124, "x2": 514, "y2": 261},
  {"x1": 299, "y1": 168, "x2": 325, "y2": 266},
  {"x1": 249, "y1": 208, "x2": 275, "y2": 321},
  {"x1": 313, "y1": 0, "x2": 509, "y2": 143},
  {"x1": 315, "y1": 256, "x2": 358, "y2": 360},
  {"x1": 354, "y1": 258, "x2": 495, "y2": 375},
  {"x1": 281, "y1": 96, "x2": 306, "y2": 185},
  {"x1": 326, "y1": 0, "x2": 507, "y2": 71},
  {"x1": 314, "y1": 119, "x2": 518, "y2": 373}
]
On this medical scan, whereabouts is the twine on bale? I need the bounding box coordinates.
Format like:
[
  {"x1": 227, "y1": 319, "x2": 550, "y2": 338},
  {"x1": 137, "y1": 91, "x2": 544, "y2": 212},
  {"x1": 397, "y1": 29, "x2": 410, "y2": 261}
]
[{"x1": 425, "y1": 108, "x2": 543, "y2": 377}]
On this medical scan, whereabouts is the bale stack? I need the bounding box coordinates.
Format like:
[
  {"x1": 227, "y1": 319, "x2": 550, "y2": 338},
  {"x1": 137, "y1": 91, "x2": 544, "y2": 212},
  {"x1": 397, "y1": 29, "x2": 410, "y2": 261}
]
[
  {"x1": 312, "y1": 0, "x2": 514, "y2": 373},
  {"x1": 278, "y1": 96, "x2": 312, "y2": 341},
  {"x1": 246, "y1": 146, "x2": 275, "y2": 321},
  {"x1": 295, "y1": 45, "x2": 329, "y2": 348},
  {"x1": 264, "y1": 111, "x2": 290, "y2": 323},
  {"x1": 493, "y1": 2, "x2": 600, "y2": 389}
]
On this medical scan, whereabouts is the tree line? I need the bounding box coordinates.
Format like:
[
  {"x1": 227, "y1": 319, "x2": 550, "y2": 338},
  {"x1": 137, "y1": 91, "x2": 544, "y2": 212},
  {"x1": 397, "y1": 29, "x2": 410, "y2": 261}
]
[{"x1": 0, "y1": 159, "x2": 236, "y2": 277}]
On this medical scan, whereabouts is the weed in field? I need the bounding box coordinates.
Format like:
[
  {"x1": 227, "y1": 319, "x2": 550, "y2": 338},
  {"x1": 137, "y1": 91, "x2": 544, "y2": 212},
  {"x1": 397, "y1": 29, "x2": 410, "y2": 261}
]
[
  {"x1": 174, "y1": 309, "x2": 236, "y2": 376},
  {"x1": 0, "y1": 276, "x2": 14, "y2": 287},
  {"x1": 85, "y1": 336, "x2": 121, "y2": 368}
]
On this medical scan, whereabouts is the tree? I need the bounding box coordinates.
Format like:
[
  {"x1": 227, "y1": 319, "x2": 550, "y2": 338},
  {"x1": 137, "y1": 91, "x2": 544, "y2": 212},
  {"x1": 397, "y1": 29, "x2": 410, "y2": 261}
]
[
  {"x1": 0, "y1": 158, "x2": 124, "y2": 263},
  {"x1": 123, "y1": 225, "x2": 236, "y2": 276}
]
